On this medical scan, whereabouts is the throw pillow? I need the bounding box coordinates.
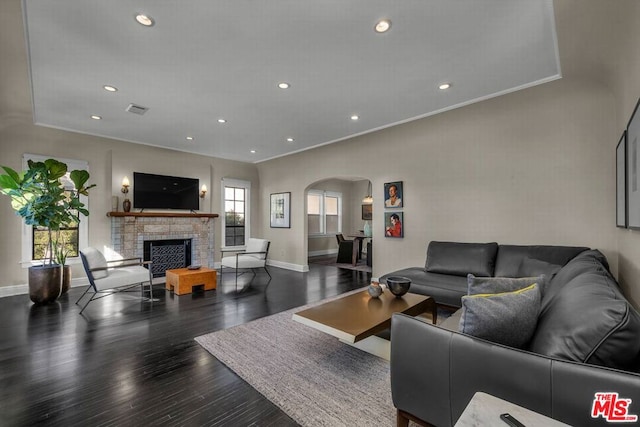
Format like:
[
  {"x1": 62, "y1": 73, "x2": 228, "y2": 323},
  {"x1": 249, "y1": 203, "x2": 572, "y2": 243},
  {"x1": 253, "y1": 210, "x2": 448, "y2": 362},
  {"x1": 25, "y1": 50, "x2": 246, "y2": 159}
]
[
  {"x1": 458, "y1": 283, "x2": 541, "y2": 348},
  {"x1": 467, "y1": 274, "x2": 545, "y2": 295}
]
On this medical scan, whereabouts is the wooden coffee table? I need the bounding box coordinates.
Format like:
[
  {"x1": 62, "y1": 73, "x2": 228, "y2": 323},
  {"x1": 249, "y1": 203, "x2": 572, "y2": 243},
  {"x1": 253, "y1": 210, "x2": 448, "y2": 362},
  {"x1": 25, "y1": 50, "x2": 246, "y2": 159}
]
[
  {"x1": 165, "y1": 267, "x2": 217, "y2": 295},
  {"x1": 292, "y1": 289, "x2": 435, "y2": 360}
]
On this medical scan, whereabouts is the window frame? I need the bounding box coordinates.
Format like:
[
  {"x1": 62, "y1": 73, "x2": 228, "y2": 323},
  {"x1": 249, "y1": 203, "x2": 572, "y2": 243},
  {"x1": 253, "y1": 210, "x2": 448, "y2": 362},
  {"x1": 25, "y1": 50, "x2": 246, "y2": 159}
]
[
  {"x1": 20, "y1": 154, "x2": 89, "y2": 267},
  {"x1": 221, "y1": 178, "x2": 251, "y2": 250},
  {"x1": 307, "y1": 190, "x2": 342, "y2": 237}
]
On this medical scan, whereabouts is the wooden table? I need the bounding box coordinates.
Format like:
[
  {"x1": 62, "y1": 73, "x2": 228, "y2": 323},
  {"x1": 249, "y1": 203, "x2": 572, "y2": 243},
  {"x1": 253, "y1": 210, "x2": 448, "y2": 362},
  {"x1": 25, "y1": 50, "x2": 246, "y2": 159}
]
[
  {"x1": 292, "y1": 290, "x2": 435, "y2": 360},
  {"x1": 165, "y1": 267, "x2": 217, "y2": 295}
]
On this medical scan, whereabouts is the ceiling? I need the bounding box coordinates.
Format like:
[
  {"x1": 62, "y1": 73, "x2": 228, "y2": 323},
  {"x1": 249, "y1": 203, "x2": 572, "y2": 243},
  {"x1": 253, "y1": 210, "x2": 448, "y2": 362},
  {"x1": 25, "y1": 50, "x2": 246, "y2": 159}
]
[{"x1": 22, "y1": 0, "x2": 560, "y2": 163}]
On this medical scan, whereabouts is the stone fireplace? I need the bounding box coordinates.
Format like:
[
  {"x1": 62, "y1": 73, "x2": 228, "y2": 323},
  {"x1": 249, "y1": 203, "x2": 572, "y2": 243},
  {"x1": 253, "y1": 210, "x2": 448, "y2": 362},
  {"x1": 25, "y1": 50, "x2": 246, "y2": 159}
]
[{"x1": 108, "y1": 212, "x2": 216, "y2": 277}]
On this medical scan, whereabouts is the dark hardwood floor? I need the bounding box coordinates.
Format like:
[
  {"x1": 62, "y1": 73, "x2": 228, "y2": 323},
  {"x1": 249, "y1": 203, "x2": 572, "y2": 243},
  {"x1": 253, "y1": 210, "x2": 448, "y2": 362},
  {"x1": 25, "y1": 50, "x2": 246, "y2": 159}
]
[{"x1": 0, "y1": 264, "x2": 370, "y2": 426}]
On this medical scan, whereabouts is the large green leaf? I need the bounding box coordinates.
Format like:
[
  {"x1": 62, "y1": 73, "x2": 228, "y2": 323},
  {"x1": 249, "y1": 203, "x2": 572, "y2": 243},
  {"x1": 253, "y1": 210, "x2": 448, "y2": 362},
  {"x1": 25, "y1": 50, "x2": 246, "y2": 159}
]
[
  {"x1": 69, "y1": 170, "x2": 89, "y2": 189},
  {"x1": 44, "y1": 159, "x2": 67, "y2": 180}
]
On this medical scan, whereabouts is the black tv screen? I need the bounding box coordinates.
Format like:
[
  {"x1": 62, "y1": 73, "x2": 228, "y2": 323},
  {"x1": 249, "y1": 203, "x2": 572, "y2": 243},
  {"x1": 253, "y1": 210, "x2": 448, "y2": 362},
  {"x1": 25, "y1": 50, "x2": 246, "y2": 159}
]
[{"x1": 133, "y1": 172, "x2": 200, "y2": 210}]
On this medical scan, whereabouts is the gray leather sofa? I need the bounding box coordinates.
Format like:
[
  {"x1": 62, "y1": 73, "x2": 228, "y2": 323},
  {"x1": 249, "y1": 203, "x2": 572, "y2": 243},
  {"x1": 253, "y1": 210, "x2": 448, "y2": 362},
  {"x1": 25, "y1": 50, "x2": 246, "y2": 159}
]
[
  {"x1": 389, "y1": 247, "x2": 640, "y2": 426},
  {"x1": 380, "y1": 241, "x2": 589, "y2": 307}
]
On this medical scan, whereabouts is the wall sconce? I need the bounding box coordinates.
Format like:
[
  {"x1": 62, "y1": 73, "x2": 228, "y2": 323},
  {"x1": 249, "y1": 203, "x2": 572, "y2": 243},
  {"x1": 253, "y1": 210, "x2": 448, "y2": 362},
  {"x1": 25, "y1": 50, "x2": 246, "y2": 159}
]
[
  {"x1": 121, "y1": 176, "x2": 130, "y2": 194},
  {"x1": 200, "y1": 184, "x2": 207, "y2": 199},
  {"x1": 121, "y1": 176, "x2": 131, "y2": 212}
]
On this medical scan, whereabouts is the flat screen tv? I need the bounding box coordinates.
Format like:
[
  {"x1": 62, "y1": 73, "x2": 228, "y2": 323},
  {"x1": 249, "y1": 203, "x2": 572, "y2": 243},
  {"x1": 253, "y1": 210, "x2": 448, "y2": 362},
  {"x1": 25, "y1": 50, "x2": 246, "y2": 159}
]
[{"x1": 133, "y1": 172, "x2": 200, "y2": 210}]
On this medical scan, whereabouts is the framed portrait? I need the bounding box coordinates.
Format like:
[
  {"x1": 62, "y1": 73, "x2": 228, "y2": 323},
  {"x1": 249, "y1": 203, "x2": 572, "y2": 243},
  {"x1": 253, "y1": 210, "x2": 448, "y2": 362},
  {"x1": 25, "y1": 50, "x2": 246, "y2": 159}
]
[
  {"x1": 384, "y1": 181, "x2": 403, "y2": 208},
  {"x1": 384, "y1": 211, "x2": 403, "y2": 238},
  {"x1": 617, "y1": 131, "x2": 627, "y2": 228},
  {"x1": 270, "y1": 192, "x2": 291, "y2": 228},
  {"x1": 627, "y1": 98, "x2": 640, "y2": 229},
  {"x1": 361, "y1": 204, "x2": 372, "y2": 220}
]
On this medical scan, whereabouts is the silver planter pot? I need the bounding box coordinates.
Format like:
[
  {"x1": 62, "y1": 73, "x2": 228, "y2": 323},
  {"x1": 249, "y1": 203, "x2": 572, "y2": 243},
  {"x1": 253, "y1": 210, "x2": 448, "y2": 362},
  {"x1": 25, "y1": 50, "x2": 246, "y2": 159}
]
[{"x1": 28, "y1": 264, "x2": 63, "y2": 304}]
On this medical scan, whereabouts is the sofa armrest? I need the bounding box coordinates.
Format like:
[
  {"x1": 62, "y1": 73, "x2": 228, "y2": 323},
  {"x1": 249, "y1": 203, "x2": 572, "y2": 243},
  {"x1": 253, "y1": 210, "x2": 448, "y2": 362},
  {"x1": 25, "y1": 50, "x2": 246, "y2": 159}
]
[{"x1": 390, "y1": 313, "x2": 640, "y2": 427}]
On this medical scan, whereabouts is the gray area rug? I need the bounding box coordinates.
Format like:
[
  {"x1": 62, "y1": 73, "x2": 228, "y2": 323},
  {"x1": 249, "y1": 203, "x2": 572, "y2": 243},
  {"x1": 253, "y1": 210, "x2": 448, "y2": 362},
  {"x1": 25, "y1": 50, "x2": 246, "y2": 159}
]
[{"x1": 196, "y1": 288, "x2": 398, "y2": 426}]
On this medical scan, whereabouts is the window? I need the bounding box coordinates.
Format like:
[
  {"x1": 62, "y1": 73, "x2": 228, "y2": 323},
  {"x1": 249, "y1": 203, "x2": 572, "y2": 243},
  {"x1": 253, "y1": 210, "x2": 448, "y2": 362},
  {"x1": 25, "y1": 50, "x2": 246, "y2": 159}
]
[
  {"x1": 222, "y1": 178, "x2": 251, "y2": 248},
  {"x1": 21, "y1": 154, "x2": 89, "y2": 265},
  {"x1": 307, "y1": 190, "x2": 342, "y2": 235}
]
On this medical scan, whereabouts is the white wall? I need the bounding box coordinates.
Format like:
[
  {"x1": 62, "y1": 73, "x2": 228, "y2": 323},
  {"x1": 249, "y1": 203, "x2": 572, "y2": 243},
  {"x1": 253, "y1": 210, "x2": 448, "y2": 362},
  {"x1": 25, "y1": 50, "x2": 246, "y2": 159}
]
[{"x1": 257, "y1": 79, "x2": 617, "y2": 281}]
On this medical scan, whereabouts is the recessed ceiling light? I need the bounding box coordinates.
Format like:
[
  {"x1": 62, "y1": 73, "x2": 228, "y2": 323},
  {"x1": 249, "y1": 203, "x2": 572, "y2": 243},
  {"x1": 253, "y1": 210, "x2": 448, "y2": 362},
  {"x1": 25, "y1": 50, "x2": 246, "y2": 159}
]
[
  {"x1": 286, "y1": 137, "x2": 294, "y2": 142},
  {"x1": 103, "y1": 85, "x2": 118, "y2": 92},
  {"x1": 351, "y1": 115, "x2": 359, "y2": 121},
  {"x1": 439, "y1": 83, "x2": 451, "y2": 90},
  {"x1": 278, "y1": 82, "x2": 290, "y2": 89},
  {"x1": 90, "y1": 115, "x2": 101, "y2": 120},
  {"x1": 250, "y1": 150, "x2": 256, "y2": 154},
  {"x1": 374, "y1": 19, "x2": 391, "y2": 33},
  {"x1": 217, "y1": 118, "x2": 226, "y2": 123},
  {"x1": 186, "y1": 136, "x2": 193, "y2": 141},
  {"x1": 135, "y1": 14, "x2": 155, "y2": 27}
]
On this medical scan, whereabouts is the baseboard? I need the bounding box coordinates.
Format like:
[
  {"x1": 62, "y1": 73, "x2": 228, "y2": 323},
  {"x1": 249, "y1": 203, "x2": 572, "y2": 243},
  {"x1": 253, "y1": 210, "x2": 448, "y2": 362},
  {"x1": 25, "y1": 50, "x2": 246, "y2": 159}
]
[
  {"x1": 267, "y1": 259, "x2": 309, "y2": 272},
  {"x1": 0, "y1": 277, "x2": 90, "y2": 298},
  {"x1": 308, "y1": 249, "x2": 338, "y2": 257}
]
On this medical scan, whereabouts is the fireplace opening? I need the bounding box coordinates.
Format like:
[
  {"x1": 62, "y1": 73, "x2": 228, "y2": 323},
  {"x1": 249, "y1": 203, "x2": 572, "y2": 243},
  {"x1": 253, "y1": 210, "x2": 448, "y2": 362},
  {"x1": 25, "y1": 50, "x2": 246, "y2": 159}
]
[{"x1": 143, "y1": 239, "x2": 192, "y2": 278}]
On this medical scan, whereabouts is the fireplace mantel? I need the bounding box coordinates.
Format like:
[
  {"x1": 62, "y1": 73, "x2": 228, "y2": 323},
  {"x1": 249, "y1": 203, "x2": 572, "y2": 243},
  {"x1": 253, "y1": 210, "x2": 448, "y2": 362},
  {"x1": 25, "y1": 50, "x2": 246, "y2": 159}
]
[{"x1": 107, "y1": 211, "x2": 218, "y2": 218}]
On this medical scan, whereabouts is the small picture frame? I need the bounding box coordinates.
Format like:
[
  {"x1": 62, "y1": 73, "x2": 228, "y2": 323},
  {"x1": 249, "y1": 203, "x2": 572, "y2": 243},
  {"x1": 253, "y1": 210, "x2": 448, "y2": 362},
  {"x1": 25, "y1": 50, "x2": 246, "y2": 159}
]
[
  {"x1": 627, "y1": 98, "x2": 640, "y2": 229},
  {"x1": 617, "y1": 131, "x2": 627, "y2": 228},
  {"x1": 361, "y1": 204, "x2": 372, "y2": 220},
  {"x1": 384, "y1": 181, "x2": 403, "y2": 208},
  {"x1": 270, "y1": 192, "x2": 291, "y2": 228},
  {"x1": 384, "y1": 211, "x2": 403, "y2": 238}
]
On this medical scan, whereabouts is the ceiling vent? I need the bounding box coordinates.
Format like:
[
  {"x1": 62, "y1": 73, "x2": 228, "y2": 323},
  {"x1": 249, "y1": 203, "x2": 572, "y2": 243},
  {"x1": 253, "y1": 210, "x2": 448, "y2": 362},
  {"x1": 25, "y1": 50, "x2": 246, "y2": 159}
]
[{"x1": 125, "y1": 103, "x2": 149, "y2": 115}]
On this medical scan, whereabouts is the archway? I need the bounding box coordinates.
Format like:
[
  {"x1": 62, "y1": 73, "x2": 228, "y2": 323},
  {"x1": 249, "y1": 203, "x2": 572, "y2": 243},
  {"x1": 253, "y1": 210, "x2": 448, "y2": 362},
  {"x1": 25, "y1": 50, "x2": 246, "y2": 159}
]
[{"x1": 304, "y1": 176, "x2": 372, "y2": 272}]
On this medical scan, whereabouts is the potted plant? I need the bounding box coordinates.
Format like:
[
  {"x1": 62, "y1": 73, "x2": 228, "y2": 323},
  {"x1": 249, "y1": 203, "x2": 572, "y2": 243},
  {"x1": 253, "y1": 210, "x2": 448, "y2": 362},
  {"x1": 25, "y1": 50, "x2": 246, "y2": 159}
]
[{"x1": 0, "y1": 158, "x2": 95, "y2": 304}]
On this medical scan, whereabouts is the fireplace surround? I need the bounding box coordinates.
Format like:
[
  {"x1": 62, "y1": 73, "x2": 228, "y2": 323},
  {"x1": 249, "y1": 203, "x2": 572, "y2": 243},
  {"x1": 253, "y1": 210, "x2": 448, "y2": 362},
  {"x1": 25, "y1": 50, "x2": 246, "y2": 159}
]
[{"x1": 108, "y1": 212, "x2": 216, "y2": 278}]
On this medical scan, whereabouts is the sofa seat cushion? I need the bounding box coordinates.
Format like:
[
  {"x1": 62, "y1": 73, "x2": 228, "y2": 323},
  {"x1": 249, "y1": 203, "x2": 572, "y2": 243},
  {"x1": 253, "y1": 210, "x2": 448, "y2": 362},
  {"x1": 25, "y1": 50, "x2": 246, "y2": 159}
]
[
  {"x1": 380, "y1": 268, "x2": 468, "y2": 307},
  {"x1": 494, "y1": 245, "x2": 588, "y2": 278},
  {"x1": 425, "y1": 241, "x2": 498, "y2": 277},
  {"x1": 529, "y1": 251, "x2": 640, "y2": 372},
  {"x1": 459, "y1": 283, "x2": 541, "y2": 348}
]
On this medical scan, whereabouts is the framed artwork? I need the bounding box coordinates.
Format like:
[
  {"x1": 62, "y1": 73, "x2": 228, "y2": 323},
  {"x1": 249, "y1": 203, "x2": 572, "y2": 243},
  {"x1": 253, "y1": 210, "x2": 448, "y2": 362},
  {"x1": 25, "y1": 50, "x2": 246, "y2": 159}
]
[
  {"x1": 270, "y1": 192, "x2": 291, "y2": 228},
  {"x1": 384, "y1": 181, "x2": 403, "y2": 208},
  {"x1": 384, "y1": 211, "x2": 403, "y2": 238},
  {"x1": 627, "y1": 98, "x2": 640, "y2": 229},
  {"x1": 617, "y1": 131, "x2": 627, "y2": 228},
  {"x1": 362, "y1": 204, "x2": 372, "y2": 220}
]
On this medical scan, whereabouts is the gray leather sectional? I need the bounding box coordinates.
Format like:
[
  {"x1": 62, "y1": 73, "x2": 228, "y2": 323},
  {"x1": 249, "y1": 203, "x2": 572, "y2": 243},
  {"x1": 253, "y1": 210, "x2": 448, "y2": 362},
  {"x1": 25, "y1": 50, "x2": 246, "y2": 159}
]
[{"x1": 385, "y1": 242, "x2": 640, "y2": 426}]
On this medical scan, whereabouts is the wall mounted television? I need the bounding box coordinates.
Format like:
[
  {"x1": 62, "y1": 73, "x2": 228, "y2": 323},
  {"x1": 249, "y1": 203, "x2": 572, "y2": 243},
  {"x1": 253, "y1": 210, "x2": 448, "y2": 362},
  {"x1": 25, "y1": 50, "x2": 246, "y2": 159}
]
[{"x1": 133, "y1": 172, "x2": 200, "y2": 210}]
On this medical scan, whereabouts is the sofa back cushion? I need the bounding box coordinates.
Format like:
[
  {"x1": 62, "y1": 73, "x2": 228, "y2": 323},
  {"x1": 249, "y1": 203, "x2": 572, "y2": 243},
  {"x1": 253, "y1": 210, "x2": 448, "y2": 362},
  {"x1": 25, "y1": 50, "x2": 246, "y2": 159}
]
[
  {"x1": 494, "y1": 245, "x2": 588, "y2": 278},
  {"x1": 425, "y1": 241, "x2": 498, "y2": 277},
  {"x1": 528, "y1": 250, "x2": 640, "y2": 373}
]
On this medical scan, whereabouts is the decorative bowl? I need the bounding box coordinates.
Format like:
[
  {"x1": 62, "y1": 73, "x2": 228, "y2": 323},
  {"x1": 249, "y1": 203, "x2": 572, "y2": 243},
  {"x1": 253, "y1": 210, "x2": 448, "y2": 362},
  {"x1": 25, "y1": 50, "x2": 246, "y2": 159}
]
[
  {"x1": 367, "y1": 283, "x2": 383, "y2": 298},
  {"x1": 386, "y1": 276, "x2": 411, "y2": 297}
]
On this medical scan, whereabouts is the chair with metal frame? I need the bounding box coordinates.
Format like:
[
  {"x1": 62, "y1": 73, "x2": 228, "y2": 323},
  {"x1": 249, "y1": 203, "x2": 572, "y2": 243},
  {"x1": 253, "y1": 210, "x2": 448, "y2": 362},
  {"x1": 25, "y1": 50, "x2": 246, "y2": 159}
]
[
  {"x1": 77, "y1": 247, "x2": 154, "y2": 314},
  {"x1": 219, "y1": 238, "x2": 271, "y2": 290}
]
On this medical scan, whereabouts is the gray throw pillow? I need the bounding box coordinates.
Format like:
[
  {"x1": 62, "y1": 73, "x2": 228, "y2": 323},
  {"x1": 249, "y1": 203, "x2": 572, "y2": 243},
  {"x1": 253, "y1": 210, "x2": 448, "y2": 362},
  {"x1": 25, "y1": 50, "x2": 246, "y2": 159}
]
[
  {"x1": 467, "y1": 274, "x2": 544, "y2": 295},
  {"x1": 459, "y1": 283, "x2": 541, "y2": 348}
]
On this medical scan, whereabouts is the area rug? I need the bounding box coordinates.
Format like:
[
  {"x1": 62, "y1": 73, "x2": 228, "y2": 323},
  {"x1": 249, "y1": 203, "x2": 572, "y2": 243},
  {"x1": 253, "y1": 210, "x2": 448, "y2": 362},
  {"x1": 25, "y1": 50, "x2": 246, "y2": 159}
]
[{"x1": 195, "y1": 289, "x2": 447, "y2": 426}]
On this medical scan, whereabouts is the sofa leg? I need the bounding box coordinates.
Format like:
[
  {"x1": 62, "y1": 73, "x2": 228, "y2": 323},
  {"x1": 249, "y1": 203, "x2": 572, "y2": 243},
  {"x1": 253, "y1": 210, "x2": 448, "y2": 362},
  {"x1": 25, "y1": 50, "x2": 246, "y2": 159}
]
[{"x1": 397, "y1": 409, "x2": 435, "y2": 427}]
